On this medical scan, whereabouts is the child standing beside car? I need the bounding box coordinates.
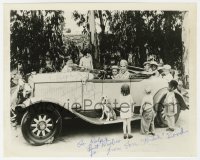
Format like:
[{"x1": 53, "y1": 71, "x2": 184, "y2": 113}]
[
  {"x1": 140, "y1": 86, "x2": 155, "y2": 135},
  {"x1": 119, "y1": 84, "x2": 135, "y2": 139},
  {"x1": 163, "y1": 80, "x2": 178, "y2": 131}
]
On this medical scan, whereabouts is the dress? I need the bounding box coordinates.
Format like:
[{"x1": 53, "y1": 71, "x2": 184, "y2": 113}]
[
  {"x1": 120, "y1": 94, "x2": 134, "y2": 119},
  {"x1": 140, "y1": 94, "x2": 155, "y2": 134}
]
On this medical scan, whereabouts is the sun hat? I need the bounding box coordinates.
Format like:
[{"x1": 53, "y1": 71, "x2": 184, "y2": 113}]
[
  {"x1": 150, "y1": 61, "x2": 158, "y2": 66},
  {"x1": 143, "y1": 61, "x2": 151, "y2": 66}
]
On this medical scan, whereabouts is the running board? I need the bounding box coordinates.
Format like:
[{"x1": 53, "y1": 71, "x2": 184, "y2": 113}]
[{"x1": 70, "y1": 109, "x2": 141, "y2": 125}]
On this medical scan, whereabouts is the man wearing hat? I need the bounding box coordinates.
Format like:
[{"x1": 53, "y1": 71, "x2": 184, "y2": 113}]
[
  {"x1": 150, "y1": 61, "x2": 160, "y2": 77},
  {"x1": 162, "y1": 64, "x2": 173, "y2": 82}
]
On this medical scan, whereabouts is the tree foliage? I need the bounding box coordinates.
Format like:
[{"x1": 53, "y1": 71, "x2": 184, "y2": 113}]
[
  {"x1": 10, "y1": 10, "x2": 185, "y2": 74},
  {"x1": 72, "y1": 10, "x2": 184, "y2": 70},
  {"x1": 10, "y1": 10, "x2": 65, "y2": 74}
]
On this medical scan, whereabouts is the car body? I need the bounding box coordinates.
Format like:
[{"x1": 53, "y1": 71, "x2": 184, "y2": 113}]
[{"x1": 12, "y1": 70, "x2": 188, "y2": 145}]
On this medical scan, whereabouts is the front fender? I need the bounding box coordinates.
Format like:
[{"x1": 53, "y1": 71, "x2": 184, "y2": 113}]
[
  {"x1": 153, "y1": 88, "x2": 188, "y2": 111},
  {"x1": 18, "y1": 97, "x2": 66, "y2": 110}
]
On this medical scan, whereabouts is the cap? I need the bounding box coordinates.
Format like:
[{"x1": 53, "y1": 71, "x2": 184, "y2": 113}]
[
  {"x1": 163, "y1": 64, "x2": 171, "y2": 70},
  {"x1": 111, "y1": 65, "x2": 119, "y2": 70}
]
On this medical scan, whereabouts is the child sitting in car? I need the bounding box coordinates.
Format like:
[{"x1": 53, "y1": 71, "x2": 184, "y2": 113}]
[{"x1": 111, "y1": 66, "x2": 119, "y2": 79}]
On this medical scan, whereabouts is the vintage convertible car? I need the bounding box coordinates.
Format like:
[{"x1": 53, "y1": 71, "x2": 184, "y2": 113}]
[{"x1": 12, "y1": 69, "x2": 188, "y2": 145}]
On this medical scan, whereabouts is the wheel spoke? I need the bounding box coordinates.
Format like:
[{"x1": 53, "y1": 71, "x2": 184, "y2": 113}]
[
  {"x1": 36, "y1": 130, "x2": 41, "y2": 136},
  {"x1": 34, "y1": 118, "x2": 39, "y2": 123},
  {"x1": 42, "y1": 131, "x2": 46, "y2": 137},
  {"x1": 43, "y1": 115, "x2": 47, "y2": 121},
  {"x1": 31, "y1": 123, "x2": 37, "y2": 127},
  {"x1": 47, "y1": 123, "x2": 52, "y2": 127},
  {"x1": 39, "y1": 115, "x2": 42, "y2": 121},
  {"x1": 45, "y1": 128, "x2": 51, "y2": 133},
  {"x1": 46, "y1": 118, "x2": 51, "y2": 123},
  {"x1": 32, "y1": 127, "x2": 38, "y2": 133}
]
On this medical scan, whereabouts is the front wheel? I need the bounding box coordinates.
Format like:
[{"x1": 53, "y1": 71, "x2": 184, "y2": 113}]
[
  {"x1": 155, "y1": 96, "x2": 181, "y2": 127},
  {"x1": 21, "y1": 104, "x2": 62, "y2": 145}
]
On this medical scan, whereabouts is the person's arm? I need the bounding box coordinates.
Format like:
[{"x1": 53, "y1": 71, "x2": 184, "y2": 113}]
[
  {"x1": 173, "y1": 94, "x2": 177, "y2": 114},
  {"x1": 79, "y1": 58, "x2": 83, "y2": 67},
  {"x1": 130, "y1": 96, "x2": 135, "y2": 114},
  {"x1": 90, "y1": 57, "x2": 93, "y2": 70}
]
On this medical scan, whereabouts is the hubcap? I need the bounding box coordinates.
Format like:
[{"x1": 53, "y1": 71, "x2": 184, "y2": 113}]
[{"x1": 30, "y1": 114, "x2": 53, "y2": 138}]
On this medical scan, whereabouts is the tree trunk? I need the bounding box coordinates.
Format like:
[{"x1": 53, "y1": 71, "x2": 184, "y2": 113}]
[
  {"x1": 182, "y1": 12, "x2": 189, "y2": 76},
  {"x1": 88, "y1": 10, "x2": 99, "y2": 68},
  {"x1": 181, "y1": 12, "x2": 189, "y2": 88}
]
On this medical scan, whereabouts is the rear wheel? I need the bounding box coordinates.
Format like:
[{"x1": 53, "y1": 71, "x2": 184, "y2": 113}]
[
  {"x1": 155, "y1": 96, "x2": 181, "y2": 127},
  {"x1": 21, "y1": 104, "x2": 62, "y2": 145}
]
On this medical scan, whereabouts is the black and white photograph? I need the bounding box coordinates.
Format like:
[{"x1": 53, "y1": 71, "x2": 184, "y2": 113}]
[{"x1": 4, "y1": 3, "x2": 197, "y2": 157}]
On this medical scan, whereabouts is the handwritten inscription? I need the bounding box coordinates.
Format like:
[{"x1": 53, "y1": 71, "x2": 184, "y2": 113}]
[{"x1": 76, "y1": 127, "x2": 188, "y2": 157}]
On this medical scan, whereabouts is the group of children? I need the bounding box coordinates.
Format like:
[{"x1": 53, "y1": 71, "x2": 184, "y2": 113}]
[{"x1": 119, "y1": 79, "x2": 178, "y2": 139}]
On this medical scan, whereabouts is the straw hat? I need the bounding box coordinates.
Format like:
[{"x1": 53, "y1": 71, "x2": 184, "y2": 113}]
[
  {"x1": 150, "y1": 61, "x2": 158, "y2": 66},
  {"x1": 143, "y1": 61, "x2": 151, "y2": 66}
]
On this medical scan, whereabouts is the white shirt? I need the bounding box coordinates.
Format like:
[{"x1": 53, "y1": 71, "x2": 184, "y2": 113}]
[
  {"x1": 79, "y1": 56, "x2": 93, "y2": 70},
  {"x1": 164, "y1": 91, "x2": 177, "y2": 115}
]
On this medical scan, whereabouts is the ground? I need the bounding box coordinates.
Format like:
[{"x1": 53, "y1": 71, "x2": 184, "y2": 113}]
[{"x1": 9, "y1": 109, "x2": 192, "y2": 157}]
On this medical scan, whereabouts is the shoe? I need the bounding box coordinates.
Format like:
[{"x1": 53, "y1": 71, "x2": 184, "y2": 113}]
[
  {"x1": 166, "y1": 128, "x2": 174, "y2": 131},
  {"x1": 128, "y1": 135, "x2": 133, "y2": 139},
  {"x1": 150, "y1": 132, "x2": 155, "y2": 136},
  {"x1": 124, "y1": 135, "x2": 127, "y2": 139}
]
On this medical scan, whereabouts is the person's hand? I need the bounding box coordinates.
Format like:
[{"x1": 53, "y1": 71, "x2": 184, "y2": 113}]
[{"x1": 161, "y1": 110, "x2": 166, "y2": 120}]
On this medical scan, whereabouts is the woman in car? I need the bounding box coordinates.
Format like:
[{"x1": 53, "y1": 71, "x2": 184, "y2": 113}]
[{"x1": 116, "y1": 59, "x2": 130, "y2": 79}]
